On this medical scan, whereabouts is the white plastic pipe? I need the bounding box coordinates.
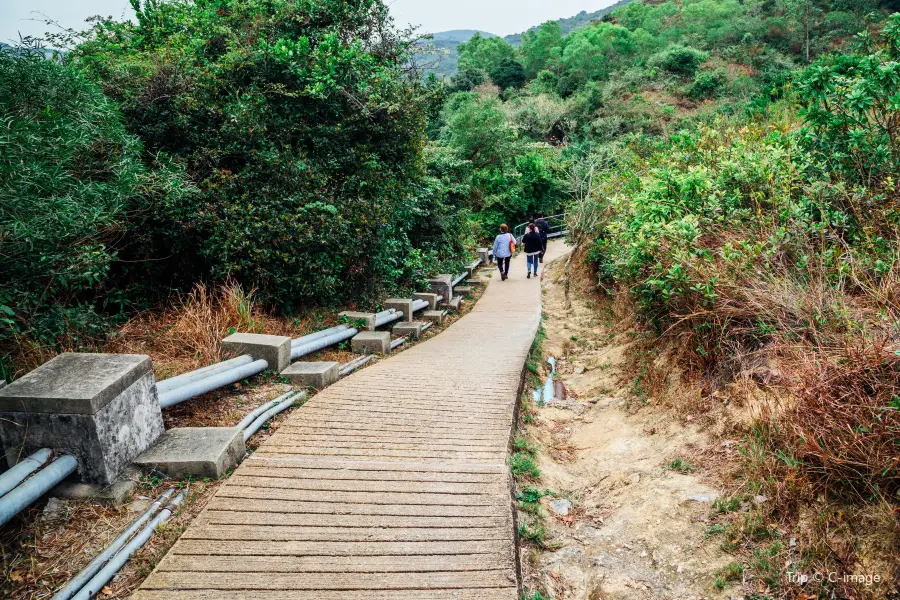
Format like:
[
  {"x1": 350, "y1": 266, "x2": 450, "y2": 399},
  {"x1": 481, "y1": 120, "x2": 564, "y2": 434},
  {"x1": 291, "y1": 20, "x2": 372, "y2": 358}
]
[
  {"x1": 70, "y1": 491, "x2": 186, "y2": 600},
  {"x1": 374, "y1": 310, "x2": 401, "y2": 328},
  {"x1": 421, "y1": 322, "x2": 433, "y2": 332},
  {"x1": 243, "y1": 393, "x2": 305, "y2": 441},
  {"x1": 235, "y1": 390, "x2": 297, "y2": 430},
  {"x1": 390, "y1": 337, "x2": 408, "y2": 350},
  {"x1": 156, "y1": 355, "x2": 255, "y2": 394},
  {"x1": 51, "y1": 489, "x2": 174, "y2": 600},
  {"x1": 411, "y1": 299, "x2": 429, "y2": 313},
  {"x1": 291, "y1": 325, "x2": 349, "y2": 347},
  {"x1": 291, "y1": 328, "x2": 359, "y2": 360},
  {"x1": 0, "y1": 448, "x2": 51, "y2": 499},
  {"x1": 158, "y1": 359, "x2": 268, "y2": 408},
  {"x1": 452, "y1": 272, "x2": 468, "y2": 286},
  {"x1": 339, "y1": 355, "x2": 372, "y2": 376},
  {"x1": 0, "y1": 455, "x2": 78, "y2": 527}
]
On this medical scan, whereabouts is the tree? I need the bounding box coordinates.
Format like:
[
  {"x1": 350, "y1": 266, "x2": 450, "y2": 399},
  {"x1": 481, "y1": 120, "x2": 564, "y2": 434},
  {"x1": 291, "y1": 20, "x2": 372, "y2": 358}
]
[
  {"x1": 520, "y1": 22, "x2": 563, "y2": 78},
  {"x1": 74, "y1": 0, "x2": 440, "y2": 307},
  {"x1": 490, "y1": 58, "x2": 527, "y2": 90},
  {"x1": 457, "y1": 33, "x2": 517, "y2": 75}
]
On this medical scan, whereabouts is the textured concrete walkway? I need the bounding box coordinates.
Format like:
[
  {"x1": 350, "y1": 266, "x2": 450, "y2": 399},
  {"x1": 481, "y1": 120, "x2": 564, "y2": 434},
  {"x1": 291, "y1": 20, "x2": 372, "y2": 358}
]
[{"x1": 134, "y1": 243, "x2": 569, "y2": 600}]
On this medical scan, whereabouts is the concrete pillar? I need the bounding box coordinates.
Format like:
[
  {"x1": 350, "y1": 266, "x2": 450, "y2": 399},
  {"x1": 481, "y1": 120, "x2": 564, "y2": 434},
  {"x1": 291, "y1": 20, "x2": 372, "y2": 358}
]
[
  {"x1": 0, "y1": 353, "x2": 164, "y2": 485},
  {"x1": 221, "y1": 333, "x2": 291, "y2": 373},
  {"x1": 384, "y1": 299, "x2": 414, "y2": 323},
  {"x1": 339, "y1": 311, "x2": 377, "y2": 331},
  {"x1": 478, "y1": 248, "x2": 490, "y2": 264},
  {"x1": 393, "y1": 322, "x2": 425, "y2": 340},
  {"x1": 282, "y1": 362, "x2": 340, "y2": 389},
  {"x1": 351, "y1": 331, "x2": 392, "y2": 355},
  {"x1": 414, "y1": 293, "x2": 439, "y2": 311},
  {"x1": 428, "y1": 275, "x2": 453, "y2": 302}
]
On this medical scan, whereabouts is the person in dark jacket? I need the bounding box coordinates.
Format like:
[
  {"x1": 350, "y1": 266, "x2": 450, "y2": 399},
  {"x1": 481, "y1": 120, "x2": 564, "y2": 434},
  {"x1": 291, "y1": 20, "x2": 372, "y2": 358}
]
[
  {"x1": 535, "y1": 213, "x2": 550, "y2": 262},
  {"x1": 522, "y1": 223, "x2": 543, "y2": 279}
]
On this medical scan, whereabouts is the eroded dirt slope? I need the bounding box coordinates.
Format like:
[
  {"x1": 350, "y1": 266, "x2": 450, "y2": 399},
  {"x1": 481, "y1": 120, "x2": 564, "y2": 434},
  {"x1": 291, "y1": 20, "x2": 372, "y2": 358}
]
[{"x1": 520, "y1": 254, "x2": 741, "y2": 600}]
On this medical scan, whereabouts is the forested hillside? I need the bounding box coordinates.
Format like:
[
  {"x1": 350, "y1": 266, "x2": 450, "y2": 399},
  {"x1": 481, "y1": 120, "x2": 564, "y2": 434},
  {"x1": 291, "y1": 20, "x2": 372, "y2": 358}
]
[{"x1": 432, "y1": 0, "x2": 899, "y2": 596}]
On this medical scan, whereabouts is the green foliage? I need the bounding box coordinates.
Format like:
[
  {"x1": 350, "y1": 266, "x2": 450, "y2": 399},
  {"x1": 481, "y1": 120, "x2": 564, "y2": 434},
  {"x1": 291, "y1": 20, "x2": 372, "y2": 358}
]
[
  {"x1": 74, "y1": 0, "x2": 460, "y2": 309},
  {"x1": 0, "y1": 49, "x2": 191, "y2": 375},
  {"x1": 457, "y1": 33, "x2": 517, "y2": 75},
  {"x1": 800, "y1": 14, "x2": 900, "y2": 186},
  {"x1": 490, "y1": 58, "x2": 527, "y2": 90},
  {"x1": 648, "y1": 45, "x2": 709, "y2": 76},
  {"x1": 689, "y1": 68, "x2": 727, "y2": 99}
]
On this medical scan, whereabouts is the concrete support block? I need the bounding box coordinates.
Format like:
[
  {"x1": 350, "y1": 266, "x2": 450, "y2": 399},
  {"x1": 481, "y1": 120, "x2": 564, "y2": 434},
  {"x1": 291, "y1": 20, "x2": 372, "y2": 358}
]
[
  {"x1": 351, "y1": 331, "x2": 392, "y2": 355},
  {"x1": 0, "y1": 353, "x2": 164, "y2": 485},
  {"x1": 442, "y1": 296, "x2": 463, "y2": 312},
  {"x1": 478, "y1": 248, "x2": 491, "y2": 264},
  {"x1": 413, "y1": 293, "x2": 439, "y2": 311},
  {"x1": 393, "y1": 322, "x2": 426, "y2": 341},
  {"x1": 222, "y1": 333, "x2": 291, "y2": 373},
  {"x1": 134, "y1": 427, "x2": 245, "y2": 479},
  {"x1": 466, "y1": 259, "x2": 482, "y2": 277},
  {"x1": 454, "y1": 286, "x2": 473, "y2": 296},
  {"x1": 282, "y1": 361, "x2": 340, "y2": 390},
  {"x1": 467, "y1": 277, "x2": 489, "y2": 285},
  {"x1": 52, "y1": 480, "x2": 135, "y2": 505},
  {"x1": 428, "y1": 275, "x2": 453, "y2": 303},
  {"x1": 339, "y1": 311, "x2": 377, "y2": 331},
  {"x1": 384, "y1": 298, "x2": 414, "y2": 323},
  {"x1": 421, "y1": 310, "x2": 447, "y2": 325}
]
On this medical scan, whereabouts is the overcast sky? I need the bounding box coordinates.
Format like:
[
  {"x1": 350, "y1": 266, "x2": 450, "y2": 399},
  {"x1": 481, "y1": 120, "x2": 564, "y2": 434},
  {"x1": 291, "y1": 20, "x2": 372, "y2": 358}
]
[{"x1": 1, "y1": 0, "x2": 621, "y2": 45}]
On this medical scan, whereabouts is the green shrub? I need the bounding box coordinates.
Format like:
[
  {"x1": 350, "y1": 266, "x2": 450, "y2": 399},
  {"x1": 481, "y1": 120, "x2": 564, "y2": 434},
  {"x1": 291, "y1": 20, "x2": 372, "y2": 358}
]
[
  {"x1": 74, "y1": 0, "x2": 461, "y2": 310},
  {"x1": 0, "y1": 49, "x2": 190, "y2": 377},
  {"x1": 689, "y1": 69, "x2": 727, "y2": 99},
  {"x1": 649, "y1": 45, "x2": 709, "y2": 76}
]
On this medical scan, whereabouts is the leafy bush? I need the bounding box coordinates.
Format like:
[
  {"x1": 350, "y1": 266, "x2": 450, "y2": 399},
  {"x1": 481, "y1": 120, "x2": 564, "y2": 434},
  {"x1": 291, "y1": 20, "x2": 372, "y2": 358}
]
[
  {"x1": 648, "y1": 45, "x2": 709, "y2": 76},
  {"x1": 490, "y1": 58, "x2": 527, "y2": 90},
  {"x1": 0, "y1": 49, "x2": 190, "y2": 377},
  {"x1": 74, "y1": 0, "x2": 455, "y2": 310},
  {"x1": 689, "y1": 68, "x2": 727, "y2": 99}
]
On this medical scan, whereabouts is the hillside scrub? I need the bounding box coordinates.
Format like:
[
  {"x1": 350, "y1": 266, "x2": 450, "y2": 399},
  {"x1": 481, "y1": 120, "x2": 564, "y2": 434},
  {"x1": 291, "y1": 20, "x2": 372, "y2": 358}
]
[
  {"x1": 0, "y1": 50, "x2": 193, "y2": 379},
  {"x1": 434, "y1": 0, "x2": 900, "y2": 596}
]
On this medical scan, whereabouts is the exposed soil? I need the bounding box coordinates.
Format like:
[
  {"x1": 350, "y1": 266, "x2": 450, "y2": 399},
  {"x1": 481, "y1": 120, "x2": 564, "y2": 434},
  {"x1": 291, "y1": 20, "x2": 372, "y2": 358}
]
[{"x1": 518, "y1": 253, "x2": 741, "y2": 600}]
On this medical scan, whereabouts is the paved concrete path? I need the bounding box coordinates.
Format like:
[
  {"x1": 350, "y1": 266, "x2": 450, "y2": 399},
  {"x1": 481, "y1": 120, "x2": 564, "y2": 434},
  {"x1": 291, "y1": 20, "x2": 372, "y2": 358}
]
[{"x1": 134, "y1": 243, "x2": 569, "y2": 600}]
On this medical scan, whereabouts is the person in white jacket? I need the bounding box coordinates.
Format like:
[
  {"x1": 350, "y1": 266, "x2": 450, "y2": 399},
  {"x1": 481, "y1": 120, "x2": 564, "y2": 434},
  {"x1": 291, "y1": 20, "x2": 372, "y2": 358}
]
[{"x1": 492, "y1": 224, "x2": 515, "y2": 281}]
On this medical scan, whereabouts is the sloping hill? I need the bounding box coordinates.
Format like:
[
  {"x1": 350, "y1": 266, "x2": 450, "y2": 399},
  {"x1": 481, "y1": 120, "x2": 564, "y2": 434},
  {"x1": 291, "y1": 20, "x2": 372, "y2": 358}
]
[
  {"x1": 419, "y1": 0, "x2": 638, "y2": 76},
  {"x1": 504, "y1": 0, "x2": 637, "y2": 45}
]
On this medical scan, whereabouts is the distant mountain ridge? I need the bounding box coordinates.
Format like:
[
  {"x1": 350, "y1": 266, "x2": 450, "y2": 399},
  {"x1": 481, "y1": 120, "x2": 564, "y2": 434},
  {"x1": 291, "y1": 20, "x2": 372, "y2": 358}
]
[{"x1": 424, "y1": 0, "x2": 637, "y2": 75}]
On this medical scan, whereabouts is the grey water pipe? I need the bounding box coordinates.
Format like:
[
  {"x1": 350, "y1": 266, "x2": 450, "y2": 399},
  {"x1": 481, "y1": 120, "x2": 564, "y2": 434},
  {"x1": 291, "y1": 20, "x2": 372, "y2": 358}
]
[
  {"x1": 374, "y1": 309, "x2": 401, "y2": 328},
  {"x1": 235, "y1": 389, "x2": 297, "y2": 430},
  {"x1": 156, "y1": 355, "x2": 255, "y2": 394},
  {"x1": 290, "y1": 328, "x2": 359, "y2": 360},
  {"x1": 411, "y1": 299, "x2": 429, "y2": 313},
  {"x1": 0, "y1": 448, "x2": 51, "y2": 499},
  {"x1": 421, "y1": 322, "x2": 434, "y2": 332},
  {"x1": 158, "y1": 359, "x2": 268, "y2": 408},
  {"x1": 452, "y1": 272, "x2": 468, "y2": 287},
  {"x1": 51, "y1": 489, "x2": 175, "y2": 600},
  {"x1": 339, "y1": 355, "x2": 372, "y2": 377},
  {"x1": 242, "y1": 393, "x2": 305, "y2": 441},
  {"x1": 390, "y1": 337, "x2": 408, "y2": 350},
  {"x1": 291, "y1": 325, "x2": 349, "y2": 347},
  {"x1": 70, "y1": 491, "x2": 186, "y2": 600},
  {"x1": 0, "y1": 455, "x2": 78, "y2": 527}
]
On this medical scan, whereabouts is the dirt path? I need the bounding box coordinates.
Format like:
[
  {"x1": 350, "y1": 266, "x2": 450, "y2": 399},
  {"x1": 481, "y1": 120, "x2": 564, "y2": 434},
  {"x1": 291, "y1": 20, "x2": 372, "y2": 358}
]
[{"x1": 520, "y1": 254, "x2": 740, "y2": 600}]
